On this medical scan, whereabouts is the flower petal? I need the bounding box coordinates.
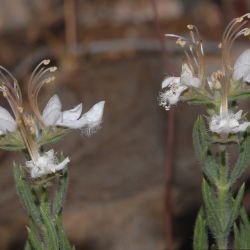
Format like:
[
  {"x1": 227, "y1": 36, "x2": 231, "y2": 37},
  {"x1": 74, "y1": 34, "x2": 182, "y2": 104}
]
[
  {"x1": 56, "y1": 101, "x2": 105, "y2": 133},
  {"x1": 61, "y1": 103, "x2": 82, "y2": 121},
  {"x1": 233, "y1": 49, "x2": 250, "y2": 82},
  {"x1": 235, "y1": 122, "x2": 250, "y2": 132},
  {"x1": 0, "y1": 106, "x2": 16, "y2": 134},
  {"x1": 26, "y1": 149, "x2": 70, "y2": 178},
  {"x1": 181, "y1": 63, "x2": 201, "y2": 87},
  {"x1": 42, "y1": 95, "x2": 62, "y2": 126},
  {"x1": 162, "y1": 77, "x2": 180, "y2": 88}
]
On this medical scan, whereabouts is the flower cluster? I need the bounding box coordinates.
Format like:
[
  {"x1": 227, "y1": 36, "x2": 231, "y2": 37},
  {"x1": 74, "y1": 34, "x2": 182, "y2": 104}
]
[
  {"x1": 159, "y1": 14, "x2": 250, "y2": 135},
  {"x1": 0, "y1": 60, "x2": 105, "y2": 178}
]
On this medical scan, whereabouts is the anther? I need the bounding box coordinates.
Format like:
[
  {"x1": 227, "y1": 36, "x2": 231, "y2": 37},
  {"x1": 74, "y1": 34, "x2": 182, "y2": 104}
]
[
  {"x1": 236, "y1": 17, "x2": 244, "y2": 23},
  {"x1": 244, "y1": 29, "x2": 250, "y2": 36},
  {"x1": 176, "y1": 38, "x2": 186, "y2": 47},
  {"x1": 49, "y1": 67, "x2": 57, "y2": 72},
  {"x1": 43, "y1": 59, "x2": 50, "y2": 65}
]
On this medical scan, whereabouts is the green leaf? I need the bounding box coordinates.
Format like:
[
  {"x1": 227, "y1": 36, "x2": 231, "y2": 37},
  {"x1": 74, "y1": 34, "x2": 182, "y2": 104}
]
[
  {"x1": 234, "y1": 208, "x2": 250, "y2": 249},
  {"x1": 0, "y1": 131, "x2": 25, "y2": 151},
  {"x1": 56, "y1": 216, "x2": 73, "y2": 250},
  {"x1": 202, "y1": 179, "x2": 221, "y2": 235},
  {"x1": 230, "y1": 129, "x2": 250, "y2": 184},
  {"x1": 38, "y1": 128, "x2": 69, "y2": 147},
  {"x1": 40, "y1": 208, "x2": 59, "y2": 250},
  {"x1": 27, "y1": 226, "x2": 43, "y2": 250},
  {"x1": 229, "y1": 92, "x2": 250, "y2": 101},
  {"x1": 224, "y1": 183, "x2": 245, "y2": 233},
  {"x1": 193, "y1": 208, "x2": 208, "y2": 250},
  {"x1": 53, "y1": 169, "x2": 68, "y2": 216},
  {"x1": 234, "y1": 223, "x2": 241, "y2": 250},
  {"x1": 193, "y1": 117, "x2": 219, "y2": 184},
  {"x1": 13, "y1": 164, "x2": 42, "y2": 225}
]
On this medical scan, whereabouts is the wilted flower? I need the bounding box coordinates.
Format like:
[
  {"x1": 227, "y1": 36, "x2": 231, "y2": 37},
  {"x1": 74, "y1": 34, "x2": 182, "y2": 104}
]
[
  {"x1": 209, "y1": 109, "x2": 250, "y2": 134},
  {"x1": 0, "y1": 59, "x2": 105, "y2": 178},
  {"x1": 26, "y1": 149, "x2": 70, "y2": 178}
]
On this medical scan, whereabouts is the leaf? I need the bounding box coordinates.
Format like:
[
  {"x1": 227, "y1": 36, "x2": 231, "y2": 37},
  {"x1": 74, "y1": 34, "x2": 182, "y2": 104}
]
[
  {"x1": 224, "y1": 183, "x2": 245, "y2": 233},
  {"x1": 56, "y1": 216, "x2": 73, "y2": 250},
  {"x1": 0, "y1": 131, "x2": 25, "y2": 151},
  {"x1": 38, "y1": 128, "x2": 69, "y2": 147},
  {"x1": 40, "y1": 208, "x2": 59, "y2": 250},
  {"x1": 27, "y1": 226, "x2": 43, "y2": 250},
  {"x1": 229, "y1": 91, "x2": 250, "y2": 101},
  {"x1": 13, "y1": 164, "x2": 42, "y2": 225},
  {"x1": 234, "y1": 223, "x2": 241, "y2": 250},
  {"x1": 230, "y1": 129, "x2": 250, "y2": 184},
  {"x1": 193, "y1": 117, "x2": 219, "y2": 184},
  {"x1": 53, "y1": 166, "x2": 68, "y2": 216},
  {"x1": 193, "y1": 208, "x2": 208, "y2": 250},
  {"x1": 202, "y1": 179, "x2": 221, "y2": 235},
  {"x1": 234, "y1": 208, "x2": 250, "y2": 249}
]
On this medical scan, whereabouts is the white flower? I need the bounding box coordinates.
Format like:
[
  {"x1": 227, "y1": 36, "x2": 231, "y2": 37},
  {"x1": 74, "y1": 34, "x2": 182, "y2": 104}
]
[
  {"x1": 233, "y1": 49, "x2": 250, "y2": 83},
  {"x1": 209, "y1": 109, "x2": 250, "y2": 134},
  {"x1": 159, "y1": 63, "x2": 201, "y2": 110},
  {"x1": 42, "y1": 95, "x2": 105, "y2": 135},
  {"x1": 26, "y1": 149, "x2": 70, "y2": 178},
  {"x1": 0, "y1": 106, "x2": 16, "y2": 135},
  {"x1": 180, "y1": 63, "x2": 201, "y2": 88}
]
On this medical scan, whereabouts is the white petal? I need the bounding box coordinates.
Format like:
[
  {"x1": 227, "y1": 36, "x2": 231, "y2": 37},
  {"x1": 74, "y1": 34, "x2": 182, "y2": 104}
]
[
  {"x1": 162, "y1": 77, "x2": 180, "y2": 88},
  {"x1": 0, "y1": 106, "x2": 16, "y2": 133},
  {"x1": 235, "y1": 122, "x2": 250, "y2": 132},
  {"x1": 26, "y1": 149, "x2": 70, "y2": 178},
  {"x1": 53, "y1": 157, "x2": 70, "y2": 172},
  {"x1": 181, "y1": 63, "x2": 201, "y2": 87},
  {"x1": 56, "y1": 101, "x2": 105, "y2": 130},
  {"x1": 233, "y1": 49, "x2": 250, "y2": 82},
  {"x1": 62, "y1": 103, "x2": 82, "y2": 121},
  {"x1": 234, "y1": 110, "x2": 243, "y2": 120},
  {"x1": 42, "y1": 95, "x2": 62, "y2": 126}
]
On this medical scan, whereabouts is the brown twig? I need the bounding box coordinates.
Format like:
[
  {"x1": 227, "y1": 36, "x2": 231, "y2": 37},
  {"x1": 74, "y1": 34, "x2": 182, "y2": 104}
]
[{"x1": 150, "y1": 0, "x2": 174, "y2": 249}]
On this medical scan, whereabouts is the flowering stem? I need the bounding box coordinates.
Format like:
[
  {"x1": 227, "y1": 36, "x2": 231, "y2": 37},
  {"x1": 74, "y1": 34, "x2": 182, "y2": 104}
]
[{"x1": 13, "y1": 163, "x2": 73, "y2": 249}]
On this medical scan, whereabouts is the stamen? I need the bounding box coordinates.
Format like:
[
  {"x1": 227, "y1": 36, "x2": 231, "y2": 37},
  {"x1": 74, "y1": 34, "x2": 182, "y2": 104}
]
[
  {"x1": 187, "y1": 24, "x2": 194, "y2": 30},
  {"x1": 244, "y1": 28, "x2": 250, "y2": 36},
  {"x1": 236, "y1": 17, "x2": 244, "y2": 23},
  {"x1": 176, "y1": 38, "x2": 186, "y2": 47},
  {"x1": 49, "y1": 67, "x2": 57, "y2": 72}
]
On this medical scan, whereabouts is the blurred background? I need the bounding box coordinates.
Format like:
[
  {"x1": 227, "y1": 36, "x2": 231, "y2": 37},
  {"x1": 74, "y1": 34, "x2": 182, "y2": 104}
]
[{"x1": 0, "y1": 0, "x2": 249, "y2": 249}]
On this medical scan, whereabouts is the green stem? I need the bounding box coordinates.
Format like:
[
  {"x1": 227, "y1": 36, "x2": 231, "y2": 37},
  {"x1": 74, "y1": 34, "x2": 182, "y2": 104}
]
[{"x1": 216, "y1": 147, "x2": 229, "y2": 250}]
